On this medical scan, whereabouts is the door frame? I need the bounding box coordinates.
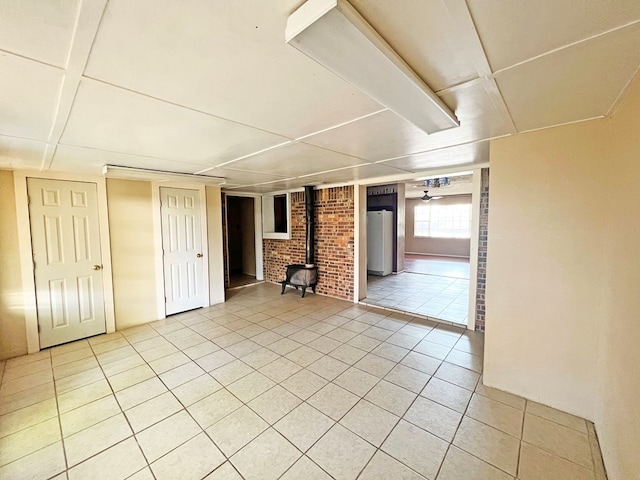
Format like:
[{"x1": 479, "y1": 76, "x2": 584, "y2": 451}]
[
  {"x1": 14, "y1": 171, "x2": 116, "y2": 354},
  {"x1": 223, "y1": 193, "x2": 264, "y2": 285},
  {"x1": 152, "y1": 183, "x2": 210, "y2": 319}
]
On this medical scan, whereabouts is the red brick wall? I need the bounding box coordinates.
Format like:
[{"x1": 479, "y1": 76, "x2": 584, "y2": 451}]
[{"x1": 263, "y1": 186, "x2": 355, "y2": 300}]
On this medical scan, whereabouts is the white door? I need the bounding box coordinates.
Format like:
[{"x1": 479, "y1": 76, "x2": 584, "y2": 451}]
[
  {"x1": 161, "y1": 187, "x2": 204, "y2": 315},
  {"x1": 28, "y1": 178, "x2": 106, "y2": 348}
]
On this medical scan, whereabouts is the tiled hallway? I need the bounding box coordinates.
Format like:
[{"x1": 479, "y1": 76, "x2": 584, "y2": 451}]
[{"x1": 0, "y1": 284, "x2": 605, "y2": 480}]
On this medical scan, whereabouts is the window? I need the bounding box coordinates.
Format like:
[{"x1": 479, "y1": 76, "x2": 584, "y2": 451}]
[
  {"x1": 263, "y1": 193, "x2": 291, "y2": 239},
  {"x1": 414, "y1": 202, "x2": 471, "y2": 238}
]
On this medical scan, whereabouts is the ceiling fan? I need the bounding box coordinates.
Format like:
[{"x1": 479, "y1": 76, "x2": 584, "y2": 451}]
[{"x1": 421, "y1": 190, "x2": 443, "y2": 202}]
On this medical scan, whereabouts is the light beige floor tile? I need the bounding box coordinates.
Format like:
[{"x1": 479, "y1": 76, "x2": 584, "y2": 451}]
[
  {"x1": 2, "y1": 358, "x2": 51, "y2": 382},
  {"x1": 159, "y1": 361, "x2": 205, "y2": 389},
  {"x1": 329, "y1": 344, "x2": 367, "y2": 365},
  {"x1": 414, "y1": 340, "x2": 452, "y2": 360},
  {"x1": 99, "y1": 354, "x2": 144, "y2": 377},
  {"x1": 172, "y1": 374, "x2": 222, "y2": 407},
  {"x1": 96, "y1": 345, "x2": 137, "y2": 366},
  {"x1": 206, "y1": 406, "x2": 269, "y2": 456},
  {"x1": 231, "y1": 428, "x2": 301, "y2": 480},
  {"x1": 437, "y1": 445, "x2": 514, "y2": 480},
  {"x1": 0, "y1": 441, "x2": 65, "y2": 480},
  {"x1": 404, "y1": 396, "x2": 462, "y2": 442},
  {"x1": 204, "y1": 462, "x2": 244, "y2": 480},
  {"x1": 325, "y1": 327, "x2": 358, "y2": 343},
  {"x1": 281, "y1": 369, "x2": 328, "y2": 400},
  {"x1": 360, "y1": 450, "x2": 426, "y2": 480},
  {"x1": 61, "y1": 395, "x2": 121, "y2": 437},
  {"x1": 210, "y1": 359, "x2": 254, "y2": 386},
  {"x1": 286, "y1": 346, "x2": 324, "y2": 367},
  {"x1": 148, "y1": 351, "x2": 190, "y2": 374},
  {"x1": 382, "y1": 419, "x2": 448, "y2": 479},
  {"x1": 0, "y1": 382, "x2": 55, "y2": 416},
  {"x1": 445, "y1": 350, "x2": 483, "y2": 373},
  {"x1": 280, "y1": 456, "x2": 333, "y2": 480},
  {"x1": 354, "y1": 353, "x2": 396, "y2": 378},
  {"x1": 397, "y1": 324, "x2": 431, "y2": 339},
  {"x1": 107, "y1": 364, "x2": 155, "y2": 392},
  {"x1": 68, "y1": 437, "x2": 146, "y2": 480},
  {"x1": 213, "y1": 332, "x2": 245, "y2": 348},
  {"x1": 475, "y1": 380, "x2": 526, "y2": 410},
  {"x1": 242, "y1": 348, "x2": 281, "y2": 369},
  {"x1": 248, "y1": 385, "x2": 302, "y2": 424},
  {"x1": 518, "y1": 441, "x2": 595, "y2": 480},
  {"x1": 466, "y1": 394, "x2": 524, "y2": 438},
  {"x1": 188, "y1": 388, "x2": 243, "y2": 429},
  {"x1": 425, "y1": 331, "x2": 459, "y2": 348},
  {"x1": 453, "y1": 416, "x2": 520, "y2": 475},
  {"x1": 384, "y1": 364, "x2": 430, "y2": 393},
  {"x1": 0, "y1": 397, "x2": 57, "y2": 437},
  {"x1": 421, "y1": 377, "x2": 473, "y2": 413},
  {"x1": 364, "y1": 380, "x2": 417, "y2": 416},
  {"x1": 183, "y1": 341, "x2": 220, "y2": 360},
  {"x1": 308, "y1": 424, "x2": 376, "y2": 480},
  {"x1": 138, "y1": 343, "x2": 179, "y2": 363},
  {"x1": 307, "y1": 355, "x2": 350, "y2": 381},
  {"x1": 124, "y1": 392, "x2": 182, "y2": 433},
  {"x1": 342, "y1": 320, "x2": 370, "y2": 334},
  {"x1": 347, "y1": 334, "x2": 382, "y2": 352},
  {"x1": 274, "y1": 403, "x2": 334, "y2": 452},
  {"x1": 522, "y1": 413, "x2": 592, "y2": 469},
  {"x1": 334, "y1": 367, "x2": 379, "y2": 397},
  {"x1": 227, "y1": 371, "x2": 276, "y2": 403},
  {"x1": 5, "y1": 351, "x2": 50, "y2": 370},
  {"x1": 127, "y1": 467, "x2": 155, "y2": 480},
  {"x1": 307, "y1": 336, "x2": 342, "y2": 354},
  {"x1": 288, "y1": 329, "x2": 321, "y2": 345},
  {"x1": 0, "y1": 417, "x2": 61, "y2": 466},
  {"x1": 259, "y1": 357, "x2": 301, "y2": 383},
  {"x1": 434, "y1": 362, "x2": 480, "y2": 390},
  {"x1": 401, "y1": 352, "x2": 442, "y2": 375},
  {"x1": 64, "y1": 413, "x2": 132, "y2": 466},
  {"x1": 132, "y1": 336, "x2": 171, "y2": 354},
  {"x1": 225, "y1": 339, "x2": 262, "y2": 358},
  {"x1": 195, "y1": 349, "x2": 236, "y2": 372},
  {"x1": 340, "y1": 399, "x2": 399, "y2": 447},
  {"x1": 89, "y1": 333, "x2": 125, "y2": 349},
  {"x1": 251, "y1": 331, "x2": 283, "y2": 347},
  {"x1": 2, "y1": 369, "x2": 54, "y2": 396},
  {"x1": 50, "y1": 339, "x2": 89, "y2": 357},
  {"x1": 386, "y1": 332, "x2": 421, "y2": 350},
  {"x1": 526, "y1": 401, "x2": 587, "y2": 433},
  {"x1": 115, "y1": 377, "x2": 167, "y2": 411},
  {"x1": 136, "y1": 410, "x2": 201, "y2": 462},
  {"x1": 54, "y1": 367, "x2": 103, "y2": 395},
  {"x1": 50, "y1": 347, "x2": 92, "y2": 368},
  {"x1": 268, "y1": 338, "x2": 304, "y2": 356}
]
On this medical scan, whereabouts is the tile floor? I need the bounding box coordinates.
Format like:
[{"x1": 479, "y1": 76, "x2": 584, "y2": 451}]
[
  {"x1": 366, "y1": 273, "x2": 469, "y2": 325},
  {"x1": 0, "y1": 283, "x2": 606, "y2": 480}
]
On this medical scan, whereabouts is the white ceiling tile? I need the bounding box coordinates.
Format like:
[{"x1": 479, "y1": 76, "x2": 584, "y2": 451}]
[
  {"x1": 300, "y1": 163, "x2": 413, "y2": 184},
  {"x1": 495, "y1": 22, "x2": 640, "y2": 132},
  {"x1": 0, "y1": 54, "x2": 64, "y2": 140},
  {"x1": 84, "y1": 0, "x2": 382, "y2": 138},
  {"x1": 0, "y1": 135, "x2": 47, "y2": 170},
  {"x1": 225, "y1": 178, "x2": 311, "y2": 193},
  {"x1": 51, "y1": 144, "x2": 208, "y2": 176},
  {"x1": 468, "y1": 0, "x2": 640, "y2": 71},
  {"x1": 60, "y1": 79, "x2": 289, "y2": 165},
  {"x1": 303, "y1": 80, "x2": 513, "y2": 162},
  {"x1": 0, "y1": 0, "x2": 80, "y2": 67},
  {"x1": 193, "y1": 167, "x2": 289, "y2": 187},
  {"x1": 349, "y1": 0, "x2": 480, "y2": 91},
  {"x1": 380, "y1": 142, "x2": 490, "y2": 172},
  {"x1": 223, "y1": 143, "x2": 365, "y2": 177}
]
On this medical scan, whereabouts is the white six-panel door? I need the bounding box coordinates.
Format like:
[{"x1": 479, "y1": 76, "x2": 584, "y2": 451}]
[
  {"x1": 28, "y1": 178, "x2": 106, "y2": 348},
  {"x1": 160, "y1": 187, "x2": 204, "y2": 315}
]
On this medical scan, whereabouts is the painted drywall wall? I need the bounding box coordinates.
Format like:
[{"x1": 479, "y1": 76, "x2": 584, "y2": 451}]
[
  {"x1": 206, "y1": 186, "x2": 225, "y2": 305},
  {"x1": 106, "y1": 179, "x2": 159, "y2": 330},
  {"x1": 0, "y1": 171, "x2": 27, "y2": 360},
  {"x1": 596, "y1": 77, "x2": 640, "y2": 480},
  {"x1": 405, "y1": 196, "x2": 472, "y2": 258},
  {"x1": 486, "y1": 76, "x2": 640, "y2": 479}
]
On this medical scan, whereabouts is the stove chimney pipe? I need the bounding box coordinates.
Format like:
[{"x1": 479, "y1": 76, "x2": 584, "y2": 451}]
[{"x1": 305, "y1": 185, "x2": 315, "y2": 266}]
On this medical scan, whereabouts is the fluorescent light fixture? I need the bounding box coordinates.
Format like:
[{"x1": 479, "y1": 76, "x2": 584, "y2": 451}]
[
  {"x1": 103, "y1": 165, "x2": 225, "y2": 185},
  {"x1": 286, "y1": 0, "x2": 459, "y2": 134}
]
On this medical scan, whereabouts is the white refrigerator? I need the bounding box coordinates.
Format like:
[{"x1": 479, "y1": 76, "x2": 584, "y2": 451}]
[{"x1": 367, "y1": 210, "x2": 394, "y2": 276}]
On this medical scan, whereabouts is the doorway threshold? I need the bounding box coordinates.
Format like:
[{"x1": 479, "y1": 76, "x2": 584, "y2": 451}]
[
  {"x1": 358, "y1": 300, "x2": 468, "y2": 329},
  {"x1": 226, "y1": 280, "x2": 265, "y2": 292}
]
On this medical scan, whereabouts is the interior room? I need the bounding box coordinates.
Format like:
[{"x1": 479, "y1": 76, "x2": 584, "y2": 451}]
[{"x1": 0, "y1": 1, "x2": 638, "y2": 480}]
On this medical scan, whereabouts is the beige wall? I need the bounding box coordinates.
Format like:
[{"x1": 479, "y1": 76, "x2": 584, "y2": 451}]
[
  {"x1": 0, "y1": 171, "x2": 27, "y2": 360},
  {"x1": 106, "y1": 179, "x2": 159, "y2": 330},
  {"x1": 405, "y1": 196, "x2": 472, "y2": 258},
  {"x1": 485, "y1": 78, "x2": 640, "y2": 479},
  {"x1": 206, "y1": 186, "x2": 225, "y2": 305}
]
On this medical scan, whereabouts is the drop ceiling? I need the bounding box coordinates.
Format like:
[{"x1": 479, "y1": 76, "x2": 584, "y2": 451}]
[{"x1": 1, "y1": 0, "x2": 639, "y2": 193}]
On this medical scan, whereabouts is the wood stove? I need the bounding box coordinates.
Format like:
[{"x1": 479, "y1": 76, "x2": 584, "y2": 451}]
[{"x1": 280, "y1": 185, "x2": 318, "y2": 297}]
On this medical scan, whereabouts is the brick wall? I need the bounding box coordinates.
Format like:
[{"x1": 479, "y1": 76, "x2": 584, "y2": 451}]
[
  {"x1": 263, "y1": 186, "x2": 355, "y2": 300},
  {"x1": 475, "y1": 168, "x2": 490, "y2": 331}
]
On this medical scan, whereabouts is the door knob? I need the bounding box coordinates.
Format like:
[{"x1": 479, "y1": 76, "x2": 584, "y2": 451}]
[
  {"x1": 196, "y1": 253, "x2": 203, "y2": 258},
  {"x1": 92, "y1": 265, "x2": 102, "y2": 270}
]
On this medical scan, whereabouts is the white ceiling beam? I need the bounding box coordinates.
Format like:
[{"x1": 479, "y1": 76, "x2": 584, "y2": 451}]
[{"x1": 41, "y1": 0, "x2": 109, "y2": 170}]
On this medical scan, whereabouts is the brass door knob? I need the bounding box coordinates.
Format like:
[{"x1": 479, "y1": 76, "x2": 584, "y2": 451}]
[
  {"x1": 196, "y1": 253, "x2": 203, "y2": 258},
  {"x1": 93, "y1": 265, "x2": 102, "y2": 270}
]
